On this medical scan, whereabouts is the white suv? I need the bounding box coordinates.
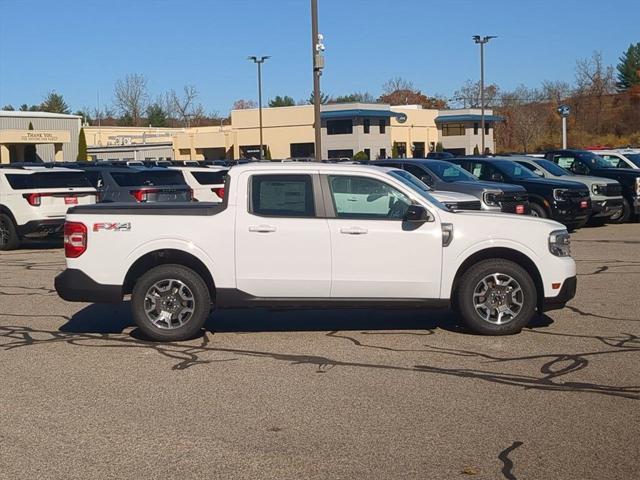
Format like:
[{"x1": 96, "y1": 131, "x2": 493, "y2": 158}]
[
  {"x1": 169, "y1": 166, "x2": 228, "y2": 202},
  {"x1": 0, "y1": 165, "x2": 97, "y2": 250}
]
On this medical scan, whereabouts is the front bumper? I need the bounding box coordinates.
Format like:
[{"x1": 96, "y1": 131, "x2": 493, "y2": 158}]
[
  {"x1": 591, "y1": 198, "x2": 624, "y2": 218},
  {"x1": 551, "y1": 201, "x2": 591, "y2": 225},
  {"x1": 542, "y1": 276, "x2": 577, "y2": 312},
  {"x1": 55, "y1": 269, "x2": 123, "y2": 303},
  {"x1": 17, "y1": 219, "x2": 65, "y2": 237}
]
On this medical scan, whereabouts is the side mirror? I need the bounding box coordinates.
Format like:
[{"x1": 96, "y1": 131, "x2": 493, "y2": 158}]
[{"x1": 404, "y1": 204, "x2": 432, "y2": 223}]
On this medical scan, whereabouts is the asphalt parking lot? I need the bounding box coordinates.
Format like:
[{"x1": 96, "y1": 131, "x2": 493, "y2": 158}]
[{"x1": 1, "y1": 224, "x2": 639, "y2": 480}]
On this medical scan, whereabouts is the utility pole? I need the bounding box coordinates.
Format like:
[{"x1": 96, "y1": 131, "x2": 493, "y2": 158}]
[
  {"x1": 248, "y1": 56, "x2": 270, "y2": 160},
  {"x1": 473, "y1": 35, "x2": 496, "y2": 155},
  {"x1": 311, "y1": 0, "x2": 325, "y2": 161}
]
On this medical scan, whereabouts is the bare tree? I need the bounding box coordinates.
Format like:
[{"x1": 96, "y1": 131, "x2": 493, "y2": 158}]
[
  {"x1": 574, "y1": 51, "x2": 616, "y2": 133},
  {"x1": 232, "y1": 99, "x2": 257, "y2": 110},
  {"x1": 541, "y1": 80, "x2": 573, "y2": 104},
  {"x1": 454, "y1": 79, "x2": 500, "y2": 108},
  {"x1": 382, "y1": 77, "x2": 414, "y2": 95},
  {"x1": 113, "y1": 74, "x2": 148, "y2": 126},
  {"x1": 170, "y1": 85, "x2": 202, "y2": 127}
]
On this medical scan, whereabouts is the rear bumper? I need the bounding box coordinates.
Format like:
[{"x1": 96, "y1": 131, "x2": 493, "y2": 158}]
[
  {"x1": 592, "y1": 199, "x2": 623, "y2": 218},
  {"x1": 55, "y1": 269, "x2": 123, "y2": 303},
  {"x1": 17, "y1": 219, "x2": 64, "y2": 237},
  {"x1": 541, "y1": 276, "x2": 577, "y2": 312}
]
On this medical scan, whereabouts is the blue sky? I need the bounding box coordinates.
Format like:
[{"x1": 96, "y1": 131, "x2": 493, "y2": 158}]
[{"x1": 0, "y1": 0, "x2": 638, "y2": 115}]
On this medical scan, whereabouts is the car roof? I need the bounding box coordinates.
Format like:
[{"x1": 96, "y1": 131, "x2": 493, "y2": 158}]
[
  {"x1": 230, "y1": 162, "x2": 400, "y2": 174},
  {"x1": 0, "y1": 166, "x2": 84, "y2": 174}
]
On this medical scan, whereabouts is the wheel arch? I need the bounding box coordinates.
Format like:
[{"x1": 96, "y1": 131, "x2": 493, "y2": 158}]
[
  {"x1": 527, "y1": 194, "x2": 551, "y2": 216},
  {"x1": 0, "y1": 205, "x2": 17, "y2": 224},
  {"x1": 123, "y1": 249, "x2": 216, "y2": 299},
  {"x1": 451, "y1": 247, "x2": 544, "y2": 312}
]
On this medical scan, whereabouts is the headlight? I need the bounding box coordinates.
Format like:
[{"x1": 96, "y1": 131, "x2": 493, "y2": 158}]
[
  {"x1": 553, "y1": 189, "x2": 570, "y2": 201},
  {"x1": 482, "y1": 190, "x2": 501, "y2": 206},
  {"x1": 549, "y1": 229, "x2": 571, "y2": 257},
  {"x1": 635, "y1": 177, "x2": 640, "y2": 196},
  {"x1": 591, "y1": 184, "x2": 605, "y2": 195}
]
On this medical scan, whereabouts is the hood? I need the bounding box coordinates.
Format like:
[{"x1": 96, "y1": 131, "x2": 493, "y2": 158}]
[
  {"x1": 459, "y1": 180, "x2": 526, "y2": 193},
  {"x1": 516, "y1": 176, "x2": 589, "y2": 190},
  {"x1": 431, "y1": 190, "x2": 479, "y2": 203},
  {"x1": 591, "y1": 167, "x2": 640, "y2": 178},
  {"x1": 453, "y1": 210, "x2": 564, "y2": 229},
  {"x1": 572, "y1": 175, "x2": 620, "y2": 185}
]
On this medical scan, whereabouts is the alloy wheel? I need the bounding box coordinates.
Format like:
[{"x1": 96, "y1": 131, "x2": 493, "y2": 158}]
[
  {"x1": 472, "y1": 273, "x2": 524, "y2": 325},
  {"x1": 143, "y1": 279, "x2": 195, "y2": 329}
]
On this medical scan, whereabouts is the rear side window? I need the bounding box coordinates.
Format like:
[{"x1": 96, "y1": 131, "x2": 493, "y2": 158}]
[
  {"x1": 191, "y1": 171, "x2": 228, "y2": 185},
  {"x1": 5, "y1": 172, "x2": 92, "y2": 190},
  {"x1": 251, "y1": 174, "x2": 315, "y2": 217},
  {"x1": 110, "y1": 171, "x2": 187, "y2": 187}
]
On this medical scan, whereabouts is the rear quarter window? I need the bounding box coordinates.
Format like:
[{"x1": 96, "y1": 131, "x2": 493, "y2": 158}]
[
  {"x1": 191, "y1": 171, "x2": 228, "y2": 185},
  {"x1": 111, "y1": 171, "x2": 187, "y2": 187},
  {"x1": 5, "y1": 172, "x2": 92, "y2": 190}
]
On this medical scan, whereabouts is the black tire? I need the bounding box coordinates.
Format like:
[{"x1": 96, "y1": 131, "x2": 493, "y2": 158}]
[
  {"x1": 455, "y1": 259, "x2": 537, "y2": 335},
  {"x1": 529, "y1": 202, "x2": 547, "y2": 218},
  {"x1": 0, "y1": 213, "x2": 21, "y2": 251},
  {"x1": 131, "y1": 264, "x2": 211, "y2": 342},
  {"x1": 608, "y1": 198, "x2": 631, "y2": 224}
]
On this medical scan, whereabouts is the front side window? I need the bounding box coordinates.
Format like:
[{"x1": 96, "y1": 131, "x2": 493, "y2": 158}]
[
  {"x1": 328, "y1": 175, "x2": 411, "y2": 219},
  {"x1": 251, "y1": 174, "x2": 315, "y2": 217}
]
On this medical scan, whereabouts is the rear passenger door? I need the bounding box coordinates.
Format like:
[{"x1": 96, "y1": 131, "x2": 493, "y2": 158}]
[{"x1": 235, "y1": 172, "x2": 331, "y2": 297}]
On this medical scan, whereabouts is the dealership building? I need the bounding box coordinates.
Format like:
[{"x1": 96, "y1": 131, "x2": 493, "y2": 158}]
[{"x1": 0, "y1": 105, "x2": 499, "y2": 164}]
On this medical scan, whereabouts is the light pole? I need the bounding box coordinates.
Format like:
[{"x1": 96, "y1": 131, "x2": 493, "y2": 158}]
[
  {"x1": 311, "y1": 0, "x2": 325, "y2": 161},
  {"x1": 472, "y1": 35, "x2": 496, "y2": 155},
  {"x1": 248, "y1": 55, "x2": 270, "y2": 160}
]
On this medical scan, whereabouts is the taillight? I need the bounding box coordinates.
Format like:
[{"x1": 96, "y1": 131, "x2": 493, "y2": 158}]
[
  {"x1": 23, "y1": 193, "x2": 42, "y2": 206},
  {"x1": 130, "y1": 189, "x2": 159, "y2": 202},
  {"x1": 515, "y1": 205, "x2": 525, "y2": 215},
  {"x1": 212, "y1": 187, "x2": 225, "y2": 198},
  {"x1": 64, "y1": 222, "x2": 87, "y2": 258}
]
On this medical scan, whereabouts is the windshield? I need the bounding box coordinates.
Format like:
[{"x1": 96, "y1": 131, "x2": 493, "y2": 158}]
[
  {"x1": 493, "y1": 160, "x2": 538, "y2": 179},
  {"x1": 425, "y1": 161, "x2": 478, "y2": 182},
  {"x1": 534, "y1": 159, "x2": 570, "y2": 176},
  {"x1": 624, "y1": 153, "x2": 640, "y2": 167},
  {"x1": 387, "y1": 170, "x2": 449, "y2": 211}
]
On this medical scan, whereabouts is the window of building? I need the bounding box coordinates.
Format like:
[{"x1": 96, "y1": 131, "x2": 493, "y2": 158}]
[
  {"x1": 394, "y1": 142, "x2": 407, "y2": 158},
  {"x1": 379, "y1": 148, "x2": 387, "y2": 159},
  {"x1": 442, "y1": 123, "x2": 466, "y2": 136},
  {"x1": 250, "y1": 174, "x2": 315, "y2": 217},
  {"x1": 363, "y1": 119, "x2": 370, "y2": 134},
  {"x1": 290, "y1": 142, "x2": 315, "y2": 158},
  {"x1": 485, "y1": 123, "x2": 490, "y2": 135},
  {"x1": 412, "y1": 142, "x2": 425, "y2": 158},
  {"x1": 327, "y1": 175, "x2": 411, "y2": 220},
  {"x1": 473, "y1": 122, "x2": 479, "y2": 135},
  {"x1": 379, "y1": 119, "x2": 386, "y2": 134},
  {"x1": 326, "y1": 119, "x2": 353, "y2": 135},
  {"x1": 328, "y1": 149, "x2": 354, "y2": 159},
  {"x1": 179, "y1": 149, "x2": 191, "y2": 156},
  {"x1": 364, "y1": 148, "x2": 370, "y2": 160}
]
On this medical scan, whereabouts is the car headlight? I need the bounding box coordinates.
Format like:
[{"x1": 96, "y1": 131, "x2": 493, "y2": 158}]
[
  {"x1": 553, "y1": 188, "x2": 570, "y2": 201},
  {"x1": 482, "y1": 190, "x2": 501, "y2": 206},
  {"x1": 635, "y1": 177, "x2": 640, "y2": 196},
  {"x1": 549, "y1": 229, "x2": 571, "y2": 257},
  {"x1": 591, "y1": 184, "x2": 605, "y2": 195}
]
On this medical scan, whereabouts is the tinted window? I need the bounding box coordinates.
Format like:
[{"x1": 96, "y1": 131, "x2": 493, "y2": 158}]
[
  {"x1": 624, "y1": 153, "x2": 640, "y2": 167},
  {"x1": 110, "y1": 171, "x2": 187, "y2": 187},
  {"x1": 363, "y1": 119, "x2": 370, "y2": 134},
  {"x1": 403, "y1": 164, "x2": 433, "y2": 185},
  {"x1": 251, "y1": 174, "x2": 315, "y2": 217},
  {"x1": 326, "y1": 119, "x2": 353, "y2": 135},
  {"x1": 328, "y1": 175, "x2": 411, "y2": 219},
  {"x1": 424, "y1": 161, "x2": 478, "y2": 182},
  {"x1": 191, "y1": 171, "x2": 227, "y2": 185},
  {"x1": 5, "y1": 172, "x2": 92, "y2": 190},
  {"x1": 490, "y1": 160, "x2": 538, "y2": 179},
  {"x1": 533, "y1": 159, "x2": 569, "y2": 176}
]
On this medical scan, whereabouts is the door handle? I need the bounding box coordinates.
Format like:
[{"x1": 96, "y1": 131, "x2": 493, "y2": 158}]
[
  {"x1": 248, "y1": 224, "x2": 277, "y2": 233},
  {"x1": 340, "y1": 226, "x2": 368, "y2": 235}
]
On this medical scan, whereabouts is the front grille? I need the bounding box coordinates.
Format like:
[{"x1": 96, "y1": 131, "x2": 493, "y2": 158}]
[
  {"x1": 602, "y1": 184, "x2": 622, "y2": 196},
  {"x1": 566, "y1": 189, "x2": 590, "y2": 199},
  {"x1": 498, "y1": 192, "x2": 529, "y2": 214},
  {"x1": 445, "y1": 200, "x2": 482, "y2": 211}
]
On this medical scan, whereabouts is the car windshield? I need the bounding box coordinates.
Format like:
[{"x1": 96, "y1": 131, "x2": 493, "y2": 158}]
[
  {"x1": 492, "y1": 160, "x2": 538, "y2": 178},
  {"x1": 425, "y1": 161, "x2": 478, "y2": 182},
  {"x1": 534, "y1": 159, "x2": 570, "y2": 176},
  {"x1": 623, "y1": 153, "x2": 640, "y2": 167},
  {"x1": 387, "y1": 170, "x2": 449, "y2": 211},
  {"x1": 577, "y1": 152, "x2": 614, "y2": 168}
]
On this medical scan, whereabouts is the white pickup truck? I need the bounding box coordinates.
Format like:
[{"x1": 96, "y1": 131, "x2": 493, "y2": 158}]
[{"x1": 55, "y1": 163, "x2": 577, "y2": 341}]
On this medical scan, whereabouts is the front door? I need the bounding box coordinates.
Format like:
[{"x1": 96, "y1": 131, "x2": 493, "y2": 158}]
[
  {"x1": 235, "y1": 172, "x2": 331, "y2": 297},
  {"x1": 324, "y1": 174, "x2": 442, "y2": 299}
]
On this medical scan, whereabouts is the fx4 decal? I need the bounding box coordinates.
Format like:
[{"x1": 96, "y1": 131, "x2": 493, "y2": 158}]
[{"x1": 93, "y1": 222, "x2": 132, "y2": 232}]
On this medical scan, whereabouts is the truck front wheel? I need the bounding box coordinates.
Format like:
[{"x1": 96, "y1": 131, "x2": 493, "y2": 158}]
[
  {"x1": 456, "y1": 259, "x2": 537, "y2": 335},
  {"x1": 131, "y1": 264, "x2": 211, "y2": 341}
]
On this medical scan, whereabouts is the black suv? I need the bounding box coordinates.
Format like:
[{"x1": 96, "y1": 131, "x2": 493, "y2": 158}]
[
  {"x1": 447, "y1": 157, "x2": 592, "y2": 229},
  {"x1": 69, "y1": 165, "x2": 192, "y2": 203},
  {"x1": 544, "y1": 149, "x2": 640, "y2": 223},
  {"x1": 374, "y1": 159, "x2": 529, "y2": 214}
]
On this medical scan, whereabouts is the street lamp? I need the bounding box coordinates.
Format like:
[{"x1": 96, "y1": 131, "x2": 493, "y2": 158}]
[
  {"x1": 311, "y1": 0, "x2": 325, "y2": 161},
  {"x1": 248, "y1": 55, "x2": 270, "y2": 160},
  {"x1": 472, "y1": 35, "x2": 496, "y2": 155}
]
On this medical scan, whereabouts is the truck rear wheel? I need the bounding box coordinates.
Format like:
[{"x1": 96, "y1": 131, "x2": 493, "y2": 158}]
[
  {"x1": 456, "y1": 259, "x2": 536, "y2": 335},
  {"x1": 0, "y1": 214, "x2": 21, "y2": 251},
  {"x1": 131, "y1": 264, "x2": 211, "y2": 342}
]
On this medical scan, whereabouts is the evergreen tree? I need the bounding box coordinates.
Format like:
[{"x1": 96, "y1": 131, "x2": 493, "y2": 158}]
[
  {"x1": 616, "y1": 43, "x2": 640, "y2": 91},
  {"x1": 268, "y1": 95, "x2": 296, "y2": 107},
  {"x1": 77, "y1": 128, "x2": 88, "y2": 161},
  {"x1": 40, "y1": 91, "x2": 70, "y2": 114},
  {"x1": 435, "y1": 142, "x2": 443, "y2": 152},
  {"x1": 473, "y1": 144, "x2": 480, "y2": 155}
]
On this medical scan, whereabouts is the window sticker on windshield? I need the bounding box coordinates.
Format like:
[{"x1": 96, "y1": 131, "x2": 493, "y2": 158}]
[
  {"x1": 472, "y1": 165, "x2": 482, "y2": 177},
  {"x1": 557, "y1": 157, "x2": 574, "y2": 168},
  {"x1": 443, "y1": 167, "x2": 458, "y2": 178}
]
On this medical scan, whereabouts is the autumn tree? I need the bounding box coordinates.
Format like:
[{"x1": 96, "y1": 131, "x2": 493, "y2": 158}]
[
  {"x1": 268, "y1": 95, "x2": 296, "y2": 107},
  {"x1": 574, "y1": 51, "x2": 616, "y2": 134},
  {"x1": 379, "y1": 77, "x2": 447, "y2": 109},
  {"x1": 233, "y1": 99, "x2": 257, "y2": 110},
  {"x1": 453, "y1": 80, "x2": 500, "y2": 108},
  {"x1": 616, "y1": 42, "x2": 640, "y2": 92},
  {"x1": 114, "y1": 74, "x2": 149, "y2": 126}
]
